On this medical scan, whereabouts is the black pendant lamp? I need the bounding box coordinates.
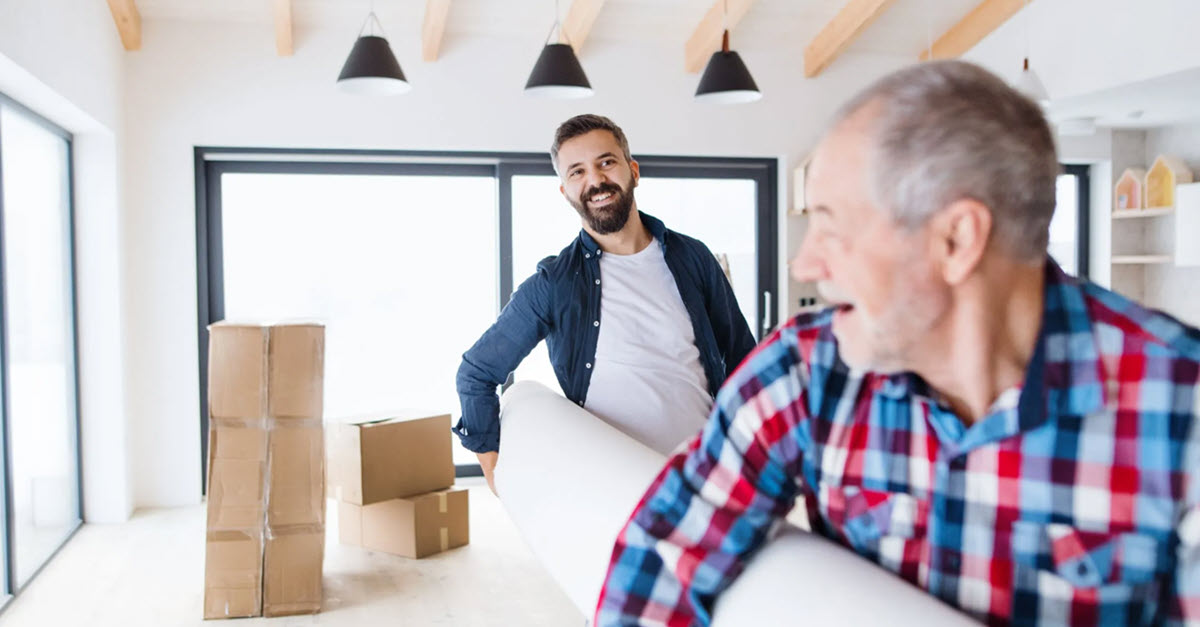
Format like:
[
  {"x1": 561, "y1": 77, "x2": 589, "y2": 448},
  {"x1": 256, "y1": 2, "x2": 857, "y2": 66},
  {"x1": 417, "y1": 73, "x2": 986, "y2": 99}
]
[
  {"x1": 337, "y1": 8, "x2": 410, "y2": 95},
  {"x1": 525, "y1": 0, "x2": 593, "y2": 98},
  {"x1": 694, "y1": 0, "x2": 761, "y2": 104}
]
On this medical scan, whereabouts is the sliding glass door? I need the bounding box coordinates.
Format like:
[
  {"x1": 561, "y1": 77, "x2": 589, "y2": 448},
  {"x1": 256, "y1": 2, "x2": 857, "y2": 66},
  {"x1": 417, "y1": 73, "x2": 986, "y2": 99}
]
[
  {"x1": 197, "y1": 150, "x2": 776, "y2": 478},
  {"x1": 210, "y1": 164, "x2": 497, "y2": 468},
  {"x1": 509, "y1": 167, "x2": 765, "y2": 395},
  {"x1": 0, "y1": 95, "x2": 82, "y2": 601}
]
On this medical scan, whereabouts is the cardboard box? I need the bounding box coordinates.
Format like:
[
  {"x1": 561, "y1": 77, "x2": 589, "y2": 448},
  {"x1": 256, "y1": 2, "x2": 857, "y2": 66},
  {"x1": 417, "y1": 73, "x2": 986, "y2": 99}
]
[
  {"x1": 329, "y1": 412, "x2": 454, "y2": 505},
  {"x1": 205, "y1": 419, "x2": 268, "y2": 530},
  {"x1": 266, "y1": 324, "x2": 324, "y2": 420},
  {"x1": 208, "y1": 322, "x2": 324, "y2": 421},
  {"x1": 263, "y1": 527, "x2": 324, "y2": 617},
  {"x1": 208, "y1": 325, "x2": 268, "y2": 420},
  {"x1": 205, "y1": 321, "x2": 326, "y2": 620},
  {"x1": 267, "y1": 423, "x2": 325, "y2": 528},
  {"x1": 204, "y1": 529, "x2": 263, "y2": 619},
  {"x1": 338, "y1": 488, "x2": 469, "y2": 559}
]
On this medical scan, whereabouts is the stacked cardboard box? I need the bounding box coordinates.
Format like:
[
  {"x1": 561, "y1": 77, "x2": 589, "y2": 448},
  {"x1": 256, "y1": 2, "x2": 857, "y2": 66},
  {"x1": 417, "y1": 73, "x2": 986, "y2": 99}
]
[
  {"x1": 329, "y1": 412, "x2": 469, "y2": 558},
  {"x1": 204, "y1": 322, "x2": 326, "y2": 620}
]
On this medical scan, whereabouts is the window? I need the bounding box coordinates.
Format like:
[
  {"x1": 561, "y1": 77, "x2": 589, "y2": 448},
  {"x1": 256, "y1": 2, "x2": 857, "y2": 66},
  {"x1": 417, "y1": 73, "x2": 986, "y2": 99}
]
[
  {"x1": 509, "y1": 167, "x2": 766, "y2": 394},
  {"x1": 0, "y1": 95, "x2": 82, "y2": 602},
  {"x1": 197, "y1": 150, "x2": 776, "y2": 479},
  {"x1": 1052, "y1": 164, "x2": 1091, "y2": 278}
]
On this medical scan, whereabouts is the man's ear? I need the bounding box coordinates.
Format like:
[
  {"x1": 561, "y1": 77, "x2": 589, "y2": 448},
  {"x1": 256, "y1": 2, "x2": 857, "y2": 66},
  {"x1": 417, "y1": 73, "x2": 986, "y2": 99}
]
[
  {"x1": 931, "y1": 198, "x2": 992, "y2": 286},
  {"x1": 629, "y1": 159, "x2": 640, "y2": 188}
]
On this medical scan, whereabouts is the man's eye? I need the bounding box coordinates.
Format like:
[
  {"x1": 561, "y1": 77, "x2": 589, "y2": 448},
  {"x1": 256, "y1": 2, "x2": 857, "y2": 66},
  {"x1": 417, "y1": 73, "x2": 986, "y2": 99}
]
[
  {"x1": 570, "y1": 170, "x2": 582, "y2": 177},
  {"x1": 601, "y1": 159, "x2": 615, "y2": 167}
]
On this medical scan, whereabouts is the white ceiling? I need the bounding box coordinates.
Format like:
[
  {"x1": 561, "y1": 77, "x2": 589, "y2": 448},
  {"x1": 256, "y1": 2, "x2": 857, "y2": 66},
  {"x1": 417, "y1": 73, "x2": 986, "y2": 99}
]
[
  {"x1": 1046, "y1": 67, "x2": 1200, "y2": 129},
  {"x1": 131, "y1": 0, "x2": 1200, "y2": 130},
  {"x1": 134, "y1": 0, "x2": 985, "y2": 59}
]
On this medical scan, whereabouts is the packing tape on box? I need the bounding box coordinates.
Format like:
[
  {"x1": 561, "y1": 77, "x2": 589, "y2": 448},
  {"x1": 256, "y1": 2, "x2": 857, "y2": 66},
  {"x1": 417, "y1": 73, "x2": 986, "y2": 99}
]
[
  {"x1": 438, "y1": 492, "x2": 447, "y2": 513},
  {"x1": 211, "y1": 416, "x2": 270, "y2": 429},
  {"x1": 262, "y1": 415, "x2": 326, "y2": 528},
  {"x1": 267, "y1": 416, "x2": 324, "y2": 429},
  {"x1": 439, "y1": 527, "x2": 449, "y2": 552},
  {"x1": 494, "y1": 381, "x2": 974, "y2": 626}
]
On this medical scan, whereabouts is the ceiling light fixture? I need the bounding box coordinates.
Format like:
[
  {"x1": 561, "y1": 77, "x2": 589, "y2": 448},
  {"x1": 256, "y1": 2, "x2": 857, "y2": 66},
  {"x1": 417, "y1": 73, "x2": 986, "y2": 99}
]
[
  {"x1": 1012, "y1": 0, "x2": 1048, "y2": 104},
  {"x1": 694, "y1": 0, "x2": 761, "y2": 104},
  {"x1": 525, "y1": 0, "x2": 593, "y2": 98},
  {"x1": 337, "y1": 2, "x2": 411, "y2": 95}
]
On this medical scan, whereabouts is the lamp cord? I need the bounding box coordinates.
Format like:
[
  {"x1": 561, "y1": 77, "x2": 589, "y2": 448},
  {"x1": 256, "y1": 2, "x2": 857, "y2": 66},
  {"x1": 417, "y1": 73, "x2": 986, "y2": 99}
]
[{"x1": 358, "y1": 0, "x2": 386, "y2": 39}]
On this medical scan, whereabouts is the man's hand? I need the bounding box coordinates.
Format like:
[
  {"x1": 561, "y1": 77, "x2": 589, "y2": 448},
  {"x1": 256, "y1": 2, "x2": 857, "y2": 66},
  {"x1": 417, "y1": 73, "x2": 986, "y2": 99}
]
[{"x1": 477, "y1": 451, "x2": 499, "y2": 495}]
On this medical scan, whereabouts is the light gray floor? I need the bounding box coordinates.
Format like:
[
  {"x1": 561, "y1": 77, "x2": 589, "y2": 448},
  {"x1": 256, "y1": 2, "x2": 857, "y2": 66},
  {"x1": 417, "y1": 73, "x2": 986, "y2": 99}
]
[{"x1": 0, "y1": 478, "x2": 585, "y2": 626}]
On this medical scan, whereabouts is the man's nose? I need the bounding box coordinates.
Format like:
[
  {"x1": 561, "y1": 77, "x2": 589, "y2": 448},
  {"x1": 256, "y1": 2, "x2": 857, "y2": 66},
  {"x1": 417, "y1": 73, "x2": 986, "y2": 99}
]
[
  {"x1": 790, "y1": 226, "x2": 829, "y2": 283},
  {"x1": 583, "y1": 169, "x2": 609, "y2": 191}
]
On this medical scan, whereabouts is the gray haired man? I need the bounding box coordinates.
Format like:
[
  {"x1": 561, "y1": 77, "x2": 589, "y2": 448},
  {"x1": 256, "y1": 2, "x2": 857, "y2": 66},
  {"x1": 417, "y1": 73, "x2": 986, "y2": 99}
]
[{"x1": 597, "y1": 60, "x2": 1200, "y2": 625}]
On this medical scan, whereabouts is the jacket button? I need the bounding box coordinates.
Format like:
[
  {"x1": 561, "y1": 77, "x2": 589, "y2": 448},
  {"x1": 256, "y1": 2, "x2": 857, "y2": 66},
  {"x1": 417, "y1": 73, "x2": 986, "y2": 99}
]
[
  {"x1": 593, "y1": 321, "x2": 599, "y2": 327},
  {"x1": 595, "y1": 279, "x2": 600, "y2": 285},
  {"x1": 585, "y1": 253, "x2": 591, "y2": 259},
  {"x1": 585, "y1": 363, "x2": 592, "y2": 369}
]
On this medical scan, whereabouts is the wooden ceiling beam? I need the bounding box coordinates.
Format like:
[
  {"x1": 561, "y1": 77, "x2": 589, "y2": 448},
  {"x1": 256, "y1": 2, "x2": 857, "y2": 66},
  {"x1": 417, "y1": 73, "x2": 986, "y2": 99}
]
[
  {"x1": 803, "y1": 0, "x2": 898, "y2": 78},
  {"x1": 274, "y1": 0, "x2": 293, "y2": 57},
  {"x1": 562, "y1": 0, "x2": 606, "y2": 54},
  {"x1": 684, "y1": 0, "x2": 757, "y2": 74},
  {"x1": 105, "y1": 0, "x2": 142, "y2": 51},
  {"x1": 920, "y1": 0, "x2": 1028, "y2": 61},
  {"x1": 422, "y1": 0, "x2": 452, "y2": 62}
]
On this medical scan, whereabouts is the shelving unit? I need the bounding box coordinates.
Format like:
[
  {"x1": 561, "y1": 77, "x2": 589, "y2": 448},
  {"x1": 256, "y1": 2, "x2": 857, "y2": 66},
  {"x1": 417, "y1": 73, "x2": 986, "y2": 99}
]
[
  {"x1": 1112, "y1": 207, "x2": 1174, "y2": 219},
  {"x1": 783, "y1": 156, "x2": 820, "y2": 322},
  {"x1": 1112, "y1": 254, "x2": 1172, "y2": 265}
]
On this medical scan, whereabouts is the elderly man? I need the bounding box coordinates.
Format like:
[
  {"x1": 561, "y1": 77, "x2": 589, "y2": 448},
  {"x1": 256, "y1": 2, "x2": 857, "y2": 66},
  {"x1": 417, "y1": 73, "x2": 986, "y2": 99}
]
[{"x1": 596, "y1": 61, "x2": 1200, "y2": 625}]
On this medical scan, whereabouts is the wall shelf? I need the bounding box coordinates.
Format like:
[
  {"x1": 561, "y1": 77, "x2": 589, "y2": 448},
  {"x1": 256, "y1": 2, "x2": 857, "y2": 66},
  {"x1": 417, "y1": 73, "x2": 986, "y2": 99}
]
[
  {"x1": 1113, "y1": 207, "x2": 1174, "y2": 219},
  {"x1": 1112, "y1": 255, "x2": 1172, "y2": 265}
]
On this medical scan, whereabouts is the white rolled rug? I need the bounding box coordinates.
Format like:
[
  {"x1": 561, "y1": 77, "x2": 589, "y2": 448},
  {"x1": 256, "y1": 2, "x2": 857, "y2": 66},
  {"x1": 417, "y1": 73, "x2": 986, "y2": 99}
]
[{"x1": 494, "y1": 381, "x2": 974, "y2": 626}]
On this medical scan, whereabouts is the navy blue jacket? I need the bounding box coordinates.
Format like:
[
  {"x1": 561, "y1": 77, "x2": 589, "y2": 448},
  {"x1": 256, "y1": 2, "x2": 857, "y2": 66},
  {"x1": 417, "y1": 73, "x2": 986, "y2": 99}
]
[{"x1": 453, "y1": 212, "x2": 757, "y2": 453}]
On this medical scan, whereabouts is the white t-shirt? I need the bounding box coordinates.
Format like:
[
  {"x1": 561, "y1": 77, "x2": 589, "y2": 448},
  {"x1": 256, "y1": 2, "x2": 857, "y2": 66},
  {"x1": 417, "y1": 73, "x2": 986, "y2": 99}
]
[{"x1": 584, "y1": 239, "x2": 712, "y2": 455}]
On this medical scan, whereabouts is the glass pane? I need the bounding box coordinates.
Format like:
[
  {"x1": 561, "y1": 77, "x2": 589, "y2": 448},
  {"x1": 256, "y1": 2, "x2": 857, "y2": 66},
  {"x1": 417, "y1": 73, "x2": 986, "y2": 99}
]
[
  {"x1": 1051, "y1": 174, "x2": 1079, "y2": 276},
  {"x1": 633, "y1": 177, "x2": 758, "y2": 335},
  {"x1": 220, "y1": 172, "x2": 497, "y2": 467},
  {"x1": 509, "y1": 174, "x2": 760, "y2": 393},
  {"x1": 0, "y1": 106, "x2": 80, "y2": 588},
  {"x1": 510, "y1": 175, "x2": 581, "y2": 395}
]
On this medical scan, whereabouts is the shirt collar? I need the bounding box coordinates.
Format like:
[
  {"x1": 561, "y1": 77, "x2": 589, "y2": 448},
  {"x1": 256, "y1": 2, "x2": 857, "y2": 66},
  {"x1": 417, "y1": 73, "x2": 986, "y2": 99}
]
[
  {"x1": 576, "y1": 210, "x2": 667, "y2": 256},
  {"x1": 1039, "y1": 258, "x2": 1106, "y2": 417},
  {"x1": 872, "y1": 258, "x2": 1106, "y2": 422}
]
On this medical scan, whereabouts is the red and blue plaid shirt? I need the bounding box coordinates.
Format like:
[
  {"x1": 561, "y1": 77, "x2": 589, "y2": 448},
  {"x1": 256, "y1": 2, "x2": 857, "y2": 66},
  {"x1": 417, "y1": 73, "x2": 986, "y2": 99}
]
[{"x1": 597, "y1": 262, "x2": 1200, "y2": 625}]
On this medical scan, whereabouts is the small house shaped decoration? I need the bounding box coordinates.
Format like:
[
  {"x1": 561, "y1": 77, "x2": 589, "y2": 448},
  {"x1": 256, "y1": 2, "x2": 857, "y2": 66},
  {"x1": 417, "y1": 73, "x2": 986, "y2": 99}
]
[
  {"x1": 1114, "y1": 168, "x2": 1146, "y2": 210},
  {"x1": 1144, "y1": 155, "x2": 1194, "y2": 208}
]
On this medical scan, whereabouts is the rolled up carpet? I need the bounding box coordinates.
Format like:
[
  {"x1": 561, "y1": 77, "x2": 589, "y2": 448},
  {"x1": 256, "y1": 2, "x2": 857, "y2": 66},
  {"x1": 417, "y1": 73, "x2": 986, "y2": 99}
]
[{"x1": 494, "y1": 381, "x2": 974, "y2": 626}]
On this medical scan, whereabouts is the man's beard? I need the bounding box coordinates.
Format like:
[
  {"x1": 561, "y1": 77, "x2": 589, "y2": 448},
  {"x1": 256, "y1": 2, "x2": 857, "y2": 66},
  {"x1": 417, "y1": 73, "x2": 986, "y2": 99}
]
[{"x1": 568, "y1": 181, "x2": 635, "y2": 235}]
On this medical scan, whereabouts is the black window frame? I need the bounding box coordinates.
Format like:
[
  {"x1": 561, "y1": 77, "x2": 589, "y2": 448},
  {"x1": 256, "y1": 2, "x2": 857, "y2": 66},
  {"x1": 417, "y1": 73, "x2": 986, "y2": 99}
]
[
  {"x1": 1061, "y1": 163, "x2": 1091, "y2": 279},
  {"x1": 194, "y1": 147, "x2": 776, "y2": 488}
]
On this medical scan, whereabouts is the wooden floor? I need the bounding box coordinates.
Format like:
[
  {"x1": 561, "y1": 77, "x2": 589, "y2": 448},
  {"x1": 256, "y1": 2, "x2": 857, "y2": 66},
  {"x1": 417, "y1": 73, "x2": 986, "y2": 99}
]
[{"x1": 0, "y1": 479, "x2": 585, "y2": 626}]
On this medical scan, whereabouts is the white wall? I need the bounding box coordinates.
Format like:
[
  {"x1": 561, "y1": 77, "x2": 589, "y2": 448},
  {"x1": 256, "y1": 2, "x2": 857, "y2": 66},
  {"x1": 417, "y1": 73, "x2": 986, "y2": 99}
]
[
  {"x1": 0, "y1": 0, "x2": 132, "y2": 522},
  {"x1": 123, "y1": 18, "x2": 913, "y2": 507},
  {"x1": 962, "y1": 0, "x2": 1200, "y2": 101}
]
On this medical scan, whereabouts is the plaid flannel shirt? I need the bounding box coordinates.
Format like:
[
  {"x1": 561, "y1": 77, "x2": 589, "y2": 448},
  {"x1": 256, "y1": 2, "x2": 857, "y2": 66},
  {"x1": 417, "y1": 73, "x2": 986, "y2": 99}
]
[{"x1": 597, "y1": 261, "x2": 1200, "y2": 626}]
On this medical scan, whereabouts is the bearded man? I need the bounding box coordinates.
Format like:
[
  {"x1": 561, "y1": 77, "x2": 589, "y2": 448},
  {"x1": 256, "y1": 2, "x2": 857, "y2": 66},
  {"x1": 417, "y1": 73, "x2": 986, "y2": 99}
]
[{"x1": 455, "y1": 114, "x2": 755, "y2": 493}]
